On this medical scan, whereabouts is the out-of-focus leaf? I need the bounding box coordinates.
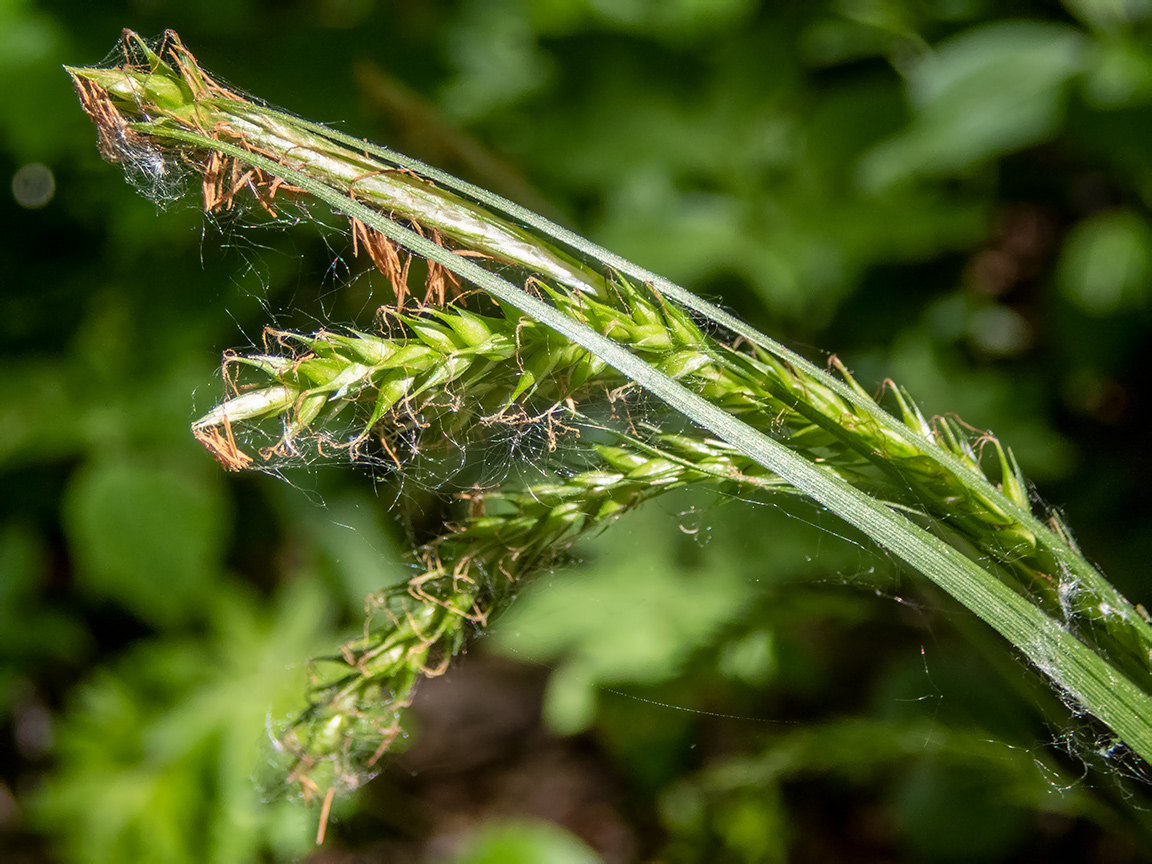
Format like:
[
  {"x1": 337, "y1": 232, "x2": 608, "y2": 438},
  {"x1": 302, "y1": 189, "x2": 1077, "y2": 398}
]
[
  {"x1": 0, "y1": 0, "x2": 69, "y2": 162},
  {"x1": 798, "y1": 15, "x2": 914, "y2": 68},
  {"x1": 270, "y1": 484, "x2": 408, "y2": 615},
  {"x1": 661, "y1": 717, "x2": 1107, "y2": 862},
  {"x1": 717, "y1": 627, "x2": 776, "y2": 686},
  {"x1": 0, "y1": 522, "x2": 89, "y2": 713},
  {"x1": 893, "y1": 761, "x2": 1028, "y2": 860},
  {"x1": 531, "y1": 0, "x2": 757, "y2": 40},
  {"x1": 1058, "y1": 209, "x2": 1152, "y2": 315},
  {"x1": 63, "y1": 458, "x2": 229, "y2": 627},
  {"x1": 661, "y1": 774, "x2": 787, "y2": 864},
  {"x1": 861, "y1": 21, "x2": 1086, "y2": 187},
  {"x1": 32, "y1": 578, "x2": 335, "y2": 864},
  {"x1": 1063, "y1": 0, "x2": 1152, "y2": 30},
  {"x1": 452, "y1": 818, "x2": 603, "y2": 864},
  {"x1": 440, "y1": 0, "x2": 554, "y2": 121},
  {"x1": 967, "y1": 304, "x2": 1033, "y2": 356},
  {"x1": 0, "y1": 361, "x2": 85, "y2": 468},
  {"x1": 1084, "y1": 35, "x2": 1152, "y2": 107},
  {"x1": 491, "y1": 500, "x2": 756, "y2": 734}
]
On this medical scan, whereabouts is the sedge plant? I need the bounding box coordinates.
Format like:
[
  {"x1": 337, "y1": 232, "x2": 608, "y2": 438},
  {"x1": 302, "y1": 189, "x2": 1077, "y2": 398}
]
[{"x1": 67, "y1": 30, "x2": 1152, "y2": 814}]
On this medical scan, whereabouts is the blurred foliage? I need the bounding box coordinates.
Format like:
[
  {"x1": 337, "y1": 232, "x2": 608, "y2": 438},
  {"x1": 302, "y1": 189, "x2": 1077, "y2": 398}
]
[{"x1": 4, "y1": 0, "x2": 1152, "y2": 861}]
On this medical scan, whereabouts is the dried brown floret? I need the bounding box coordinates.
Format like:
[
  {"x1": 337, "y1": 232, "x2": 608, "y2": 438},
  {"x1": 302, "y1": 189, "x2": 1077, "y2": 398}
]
[{"x1": 192, "y1": 416, "x2": 253, "y2": 471}]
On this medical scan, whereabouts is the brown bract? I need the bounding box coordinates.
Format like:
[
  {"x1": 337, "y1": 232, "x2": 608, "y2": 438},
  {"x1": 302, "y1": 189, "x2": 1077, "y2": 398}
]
[
  {"x1": 192, "y1": 417, "x2": 253, "y2": 472},
  {"x1": 69, "y1": 72, "x2": 152, "y2": 167},
  {"x1": 201, "y1": 148, "x2": 300, "y2": 216},
  {"x1": 349, "y1": 215, "x2": 466, "y2": 307},
  {"x1": 350, "y1": 215, "x2": 412, "y2": 303}
]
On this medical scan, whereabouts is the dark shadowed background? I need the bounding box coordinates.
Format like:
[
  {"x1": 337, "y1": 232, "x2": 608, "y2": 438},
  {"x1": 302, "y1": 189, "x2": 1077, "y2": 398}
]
[{"x1": 4, "y1": 1, "x2": 1152, "y2": 861}]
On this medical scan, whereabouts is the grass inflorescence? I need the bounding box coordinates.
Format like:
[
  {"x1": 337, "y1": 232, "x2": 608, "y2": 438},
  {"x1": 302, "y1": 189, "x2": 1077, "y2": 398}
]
[{"x1": 69, "y1": 28, "x2": 1152, "y2": 811}]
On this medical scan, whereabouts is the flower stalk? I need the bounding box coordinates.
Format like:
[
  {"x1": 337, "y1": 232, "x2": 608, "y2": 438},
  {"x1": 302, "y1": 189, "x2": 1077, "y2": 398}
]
[{"x1": 280, "y1": 426, "x2": 791, "y2": 799}]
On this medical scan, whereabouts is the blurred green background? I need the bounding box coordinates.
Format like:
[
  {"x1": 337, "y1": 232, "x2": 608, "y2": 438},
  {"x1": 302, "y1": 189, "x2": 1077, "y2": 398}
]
[{"x1": 4, "y1": 0, "x2": 1152, "y2": 861}]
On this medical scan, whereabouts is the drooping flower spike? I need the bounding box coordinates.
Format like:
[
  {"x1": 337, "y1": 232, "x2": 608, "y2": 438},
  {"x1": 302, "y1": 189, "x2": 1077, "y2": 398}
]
[{"x1": 69, "y1": 30, "x2": 1152, "y2": 818}]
